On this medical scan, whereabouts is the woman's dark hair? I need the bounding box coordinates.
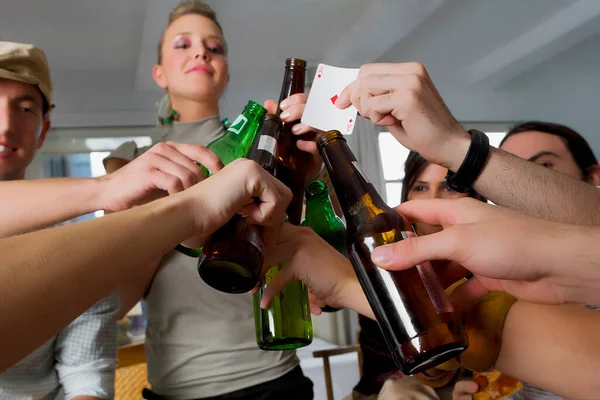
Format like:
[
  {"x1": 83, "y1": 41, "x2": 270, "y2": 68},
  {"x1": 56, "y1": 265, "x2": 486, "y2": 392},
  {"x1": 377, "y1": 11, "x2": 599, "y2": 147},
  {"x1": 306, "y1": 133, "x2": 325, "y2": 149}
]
[
  {"x1": 401, "y1": 151, "x2": 487, "y2": 203},
  {"x1": 501, "y1": 121, "x2": 598, "y2": 179}
]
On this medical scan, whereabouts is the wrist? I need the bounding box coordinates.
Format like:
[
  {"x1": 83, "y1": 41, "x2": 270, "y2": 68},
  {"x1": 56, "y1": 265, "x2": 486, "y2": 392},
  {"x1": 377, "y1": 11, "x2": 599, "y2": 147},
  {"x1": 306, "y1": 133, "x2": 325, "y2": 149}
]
[
  {"x1": 148, "y1": 194, "x2": 197, "y2": 243},
  {"x1": 342, "y1": 276, "x2": 375, "y2": 320},
  {"x1": 548, "y1": 224, "x2": 600, "y2": 304},
  {"x1": 441, "y1": 130, "x2": 471, "y2": 172},
  {"x1": 85, "y1": 177, "x2": 107, "y2": 211}
]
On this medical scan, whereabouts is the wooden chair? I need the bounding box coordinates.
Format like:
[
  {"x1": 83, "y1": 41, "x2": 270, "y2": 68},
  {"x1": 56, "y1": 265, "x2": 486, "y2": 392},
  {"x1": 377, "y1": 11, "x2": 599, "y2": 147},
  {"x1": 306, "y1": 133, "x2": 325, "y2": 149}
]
[
  {"x1": 115, "y1": 343, "x2": 150, "y2": 399},
  {"x1": 312, "y1": 340, "x2": 363, "y2": 400}
]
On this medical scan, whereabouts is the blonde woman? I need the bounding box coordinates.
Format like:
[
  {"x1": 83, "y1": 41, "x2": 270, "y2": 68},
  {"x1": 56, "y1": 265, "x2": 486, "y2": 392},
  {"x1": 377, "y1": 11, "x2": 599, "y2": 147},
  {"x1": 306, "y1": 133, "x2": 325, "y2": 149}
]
[{"x1": 104, "y1": 2, "x2": 319, "y2": 399}]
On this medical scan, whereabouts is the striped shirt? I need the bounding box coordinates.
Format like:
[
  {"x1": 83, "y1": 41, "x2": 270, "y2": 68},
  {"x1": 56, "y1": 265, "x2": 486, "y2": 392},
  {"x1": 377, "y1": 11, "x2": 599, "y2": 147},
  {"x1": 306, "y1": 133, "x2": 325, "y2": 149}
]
[{"x1": 0, "y1": 294, "x2": 120, "y2": 399}]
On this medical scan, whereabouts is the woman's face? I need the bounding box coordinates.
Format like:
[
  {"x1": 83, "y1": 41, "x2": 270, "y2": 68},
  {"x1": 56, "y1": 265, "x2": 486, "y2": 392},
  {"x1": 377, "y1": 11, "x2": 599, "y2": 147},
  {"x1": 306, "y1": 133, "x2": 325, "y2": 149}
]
[
  {"x1": 153, "y1": 14, "x2": 229, "y2": 105},
  {"x1": 407, "y1": 163, "x2": 469, "y2": 235}
]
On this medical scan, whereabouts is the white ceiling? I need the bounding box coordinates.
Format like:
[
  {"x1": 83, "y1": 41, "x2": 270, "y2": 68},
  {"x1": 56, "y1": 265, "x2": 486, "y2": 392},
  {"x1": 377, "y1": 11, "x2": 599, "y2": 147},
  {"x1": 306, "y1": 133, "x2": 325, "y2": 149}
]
[{"x1": 1, "y1": 0, "x2": 600, "y2": 152}]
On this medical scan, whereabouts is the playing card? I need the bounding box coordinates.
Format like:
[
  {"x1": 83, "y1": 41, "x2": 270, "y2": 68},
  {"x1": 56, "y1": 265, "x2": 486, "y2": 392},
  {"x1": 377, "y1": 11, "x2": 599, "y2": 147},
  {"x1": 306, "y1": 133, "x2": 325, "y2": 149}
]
[{"x1": 301, "y1": 63, "x2": 359, "y2": 135}]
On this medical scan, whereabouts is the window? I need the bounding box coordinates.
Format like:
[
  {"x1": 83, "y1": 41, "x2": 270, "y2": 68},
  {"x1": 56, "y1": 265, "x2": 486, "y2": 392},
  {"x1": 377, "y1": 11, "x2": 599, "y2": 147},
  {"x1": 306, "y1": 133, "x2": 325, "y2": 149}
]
[
  {"x1": 378, "y1": 130, "x2": 507, "y2": 206},
  {"x1": 34, "y1": 135, "x2": 153, "y2": 222}
]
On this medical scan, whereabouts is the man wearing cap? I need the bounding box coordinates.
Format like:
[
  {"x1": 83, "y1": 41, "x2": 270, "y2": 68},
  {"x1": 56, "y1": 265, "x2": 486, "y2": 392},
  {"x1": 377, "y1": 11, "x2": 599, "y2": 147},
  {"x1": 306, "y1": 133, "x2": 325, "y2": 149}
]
[
  {"x1": 0, "y1": 40, "x2": 119, "y2": 400},
  {"x1": 0, "y1": 41, "x2": 52, "y2": 181},
  {"x1": 0, "y1": 42, "x2": 223, "y2": 398}
]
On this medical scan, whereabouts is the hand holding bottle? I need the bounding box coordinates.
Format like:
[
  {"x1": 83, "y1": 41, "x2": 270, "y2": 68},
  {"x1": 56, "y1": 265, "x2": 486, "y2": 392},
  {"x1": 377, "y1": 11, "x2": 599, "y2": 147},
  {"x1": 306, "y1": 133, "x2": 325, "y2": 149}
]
[
  {"x1": 178, "y1": 159, "x2": 292, "y2": 240},
  {"x1": 261, "y1": 224, "x2": 367, "y2": 316},
  {"x1": 264, "y1": 93, "x2": 323, "y2": 182},
  {"x1": 99, "y1": 141, "x2": 223, "y2": 212},
  {"x1": 372, "y1": 197, "x2": 600, "y2": 308}
]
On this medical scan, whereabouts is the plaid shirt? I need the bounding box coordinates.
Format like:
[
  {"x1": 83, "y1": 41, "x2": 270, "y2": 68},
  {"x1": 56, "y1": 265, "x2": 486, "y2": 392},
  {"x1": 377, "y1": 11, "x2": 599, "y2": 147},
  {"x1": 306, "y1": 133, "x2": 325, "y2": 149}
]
[{"x1": 0, "y1": 294, "x2": 120, "y2": 399}]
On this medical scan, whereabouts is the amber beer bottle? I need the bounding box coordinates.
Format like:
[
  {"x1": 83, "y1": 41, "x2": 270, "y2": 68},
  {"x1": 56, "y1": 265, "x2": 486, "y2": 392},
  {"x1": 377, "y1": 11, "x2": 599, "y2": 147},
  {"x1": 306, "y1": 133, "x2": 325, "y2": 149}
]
[
  {"x1": 318, "y1": 130, "x2": 468, "y2": 375},
  {"x1": 274, "y1": 57, "x2": 309, "y2": 224},
  {"x1": 252, "y1": 58, "x2": 313, "y2": 350},
  {"x1": 197, "y1": 114, "x2": 281, "y2": 294},
  {"x1": 247, "y1": 114, "x2": 282, "y2": 173}
]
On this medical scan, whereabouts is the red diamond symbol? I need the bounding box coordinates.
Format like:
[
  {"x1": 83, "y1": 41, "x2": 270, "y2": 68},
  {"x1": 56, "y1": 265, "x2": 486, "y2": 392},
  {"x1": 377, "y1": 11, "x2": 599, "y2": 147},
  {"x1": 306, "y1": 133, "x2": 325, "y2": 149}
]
[
  {"x1": 349, "y1": 118, "x2": 353, "y2": 123},
  {"x1": 330, "y1": 94, "x2": 338, "y2": 104},
  {"x1": 317, "y1": 74, "x2": 322, "y2": 78}
]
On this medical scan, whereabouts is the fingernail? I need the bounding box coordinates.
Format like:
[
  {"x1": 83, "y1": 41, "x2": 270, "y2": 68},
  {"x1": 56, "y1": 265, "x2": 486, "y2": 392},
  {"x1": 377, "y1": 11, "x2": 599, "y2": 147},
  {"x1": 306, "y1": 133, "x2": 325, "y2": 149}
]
[
  {"x1": 372, "y1": 245, "x2": 393, "y2": 265},
  {"x1": 292, "y1": 124, "x2": 302, "y2": 133},
  {"x1": 280, "y1": 111, "x2": 290, "y2": 120},
  {"x1": 280, "y1": 102, "x2": 289, "y2": 110}
]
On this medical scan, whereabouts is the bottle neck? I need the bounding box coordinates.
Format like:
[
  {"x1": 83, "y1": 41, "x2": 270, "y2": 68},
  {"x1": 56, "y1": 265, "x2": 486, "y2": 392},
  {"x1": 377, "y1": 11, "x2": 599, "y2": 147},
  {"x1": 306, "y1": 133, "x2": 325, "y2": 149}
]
[
  {"x1": 276, "y1": 66, "x2": 305, "y2": 116},
  {"x1": 320, "y1": 138, "x2": 390, "y2": 221},
  {"x1": 306, "y1": 193, "x2": 337, "y2": 218},
  {"x1": 224, "y1": 104, "x2": 266, "y2": 144},
  {"x1": 247, "y1": 115, "x2": 281, "y2": 174}
]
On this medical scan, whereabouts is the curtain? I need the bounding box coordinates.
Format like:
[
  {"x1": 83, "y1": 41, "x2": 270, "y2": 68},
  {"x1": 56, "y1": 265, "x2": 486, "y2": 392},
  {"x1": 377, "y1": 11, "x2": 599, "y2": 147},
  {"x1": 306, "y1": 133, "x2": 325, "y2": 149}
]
[{"x1": 344, "y1": 116, "x2": 387, "y2": 198}]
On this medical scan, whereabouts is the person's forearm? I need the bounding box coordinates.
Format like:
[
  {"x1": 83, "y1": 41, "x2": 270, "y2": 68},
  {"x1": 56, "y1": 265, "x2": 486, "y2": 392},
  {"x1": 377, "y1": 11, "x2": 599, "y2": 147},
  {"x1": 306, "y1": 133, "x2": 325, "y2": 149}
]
[
  {"x1": 341, "y1": 278, "x2": 375, "y2": 320},
  {"x1": 495, "y1": 302, "x2": 600, "y2": 398},
  {"x1": 462, "y1": 146, "x2": 600, "y2": 225},
  {"x1": 526, "y1": 222, "x2": 600, "y2": 306},
  {"x1": 0, "y1": 195, "x2": 193, "y2": 372},
  {"x1": 0, "y1": 178, "x2": 105, "y2": 237}
]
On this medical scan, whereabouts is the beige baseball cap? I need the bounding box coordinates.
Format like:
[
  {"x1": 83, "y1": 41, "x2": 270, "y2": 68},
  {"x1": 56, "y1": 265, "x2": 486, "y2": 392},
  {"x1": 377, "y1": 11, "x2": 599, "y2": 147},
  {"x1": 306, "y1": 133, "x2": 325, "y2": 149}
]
[{"x1": 0, "y1": 41, "x2": 53, "y2": 109}]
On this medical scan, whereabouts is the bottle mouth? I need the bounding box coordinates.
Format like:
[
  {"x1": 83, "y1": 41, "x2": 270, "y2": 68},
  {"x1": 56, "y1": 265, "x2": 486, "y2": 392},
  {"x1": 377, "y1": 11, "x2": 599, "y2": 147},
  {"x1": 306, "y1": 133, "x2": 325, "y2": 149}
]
[
  {"x1": 286, "y1": 58, "x2": 307, "y2": 69},
  {"x1": 316, "y1": 130, "x2": 345, "y2": 151},
  {"x1": 246, "y1": 100, "x2": 267, "y2": 115},
  {"x1": 306, "y1": 180, "x2": 328, "y2": 197}
]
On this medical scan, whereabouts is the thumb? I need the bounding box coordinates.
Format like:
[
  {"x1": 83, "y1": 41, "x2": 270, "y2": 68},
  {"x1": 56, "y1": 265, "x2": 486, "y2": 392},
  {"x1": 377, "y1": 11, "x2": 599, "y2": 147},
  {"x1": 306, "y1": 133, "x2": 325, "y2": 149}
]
[
  {"x1": 263, "y1": 99, "x2": 278, "y2": 115},
  {"x1": 371, "y1": 229, "x2": 460, "y2": 270}
]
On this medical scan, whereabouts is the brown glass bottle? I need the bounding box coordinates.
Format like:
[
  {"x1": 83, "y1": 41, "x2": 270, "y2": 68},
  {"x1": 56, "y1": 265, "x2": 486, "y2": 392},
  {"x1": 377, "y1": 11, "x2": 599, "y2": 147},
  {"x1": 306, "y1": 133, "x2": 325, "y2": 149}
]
[
  {"x1": 196, "y1": 114, "x2": 280, "y2": 294},
  {"x1": 248, "y1": 114, "x2": 282, "y2": 173},
  {"x1": 273, "y1": 57, "x2": 308, "y2": 225},
  {"x1": 318, "y1": 130, "x2": 468, "y2": 375}
]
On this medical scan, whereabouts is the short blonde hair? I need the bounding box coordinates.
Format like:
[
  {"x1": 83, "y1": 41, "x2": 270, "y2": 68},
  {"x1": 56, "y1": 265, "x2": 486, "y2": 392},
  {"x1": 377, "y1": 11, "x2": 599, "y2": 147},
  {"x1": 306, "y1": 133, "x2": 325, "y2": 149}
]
[{"x1": 157, "y1": 1, "x2": 223, "y2": 65}]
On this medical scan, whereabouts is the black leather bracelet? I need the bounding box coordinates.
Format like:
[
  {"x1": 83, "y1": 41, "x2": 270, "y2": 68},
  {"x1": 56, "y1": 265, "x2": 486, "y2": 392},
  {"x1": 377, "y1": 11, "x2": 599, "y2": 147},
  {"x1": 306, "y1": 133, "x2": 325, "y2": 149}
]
[{"x1": 445, "y1": 129, "x2": 490, "y2": 193}]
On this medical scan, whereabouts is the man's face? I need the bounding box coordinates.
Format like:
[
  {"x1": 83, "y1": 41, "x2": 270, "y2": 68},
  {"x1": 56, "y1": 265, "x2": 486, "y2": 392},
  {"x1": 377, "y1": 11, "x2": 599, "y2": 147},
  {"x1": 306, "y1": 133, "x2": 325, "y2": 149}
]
[
  {"x1": 500, "y1": 130, "x2": 584, "y2": 181},
  {"x1": 0, "y1": 78, "x2": 50, "y2": 180}
]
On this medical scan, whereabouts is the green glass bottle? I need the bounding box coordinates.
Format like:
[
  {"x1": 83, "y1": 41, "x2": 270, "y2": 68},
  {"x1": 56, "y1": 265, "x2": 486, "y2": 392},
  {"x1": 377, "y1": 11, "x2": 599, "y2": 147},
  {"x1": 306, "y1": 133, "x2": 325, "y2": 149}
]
[
  {"x1": 176, "y1": 100, "x2": 266, "y2": 258},
  {"x1": 252, "y1": 58, "x2": 313, "y2": 350},
  {"x1": 301, "y1": 179, "x2": 346, "y2": 312},
  {"x1": 253, "y1": 262, "x2": 313, "y2": 350},
  {"x1": 200, "y1": 100, "x2": 267, "y2": 176}
]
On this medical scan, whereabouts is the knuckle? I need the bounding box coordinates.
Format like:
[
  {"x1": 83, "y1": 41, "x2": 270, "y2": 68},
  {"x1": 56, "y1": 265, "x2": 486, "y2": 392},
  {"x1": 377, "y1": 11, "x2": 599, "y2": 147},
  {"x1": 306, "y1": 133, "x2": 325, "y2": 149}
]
[
  {"x1": 246, "y1": 159, "x2": 262, "y2": 172},
  {"x1": 296, "y1": 226, "x2": 315, "y2": 242},
  {"x1": 209, "y1": 152, "x2": 223, "y2": 166},
  {"x1": 183, "y1": 170, "x2": 197, "y2": 186},
  {"x1": 358, "y1": 63, "x2": 372, "y2": 77},
  {"x1": 409, "y1": 74, "x2": 424, "y2": 93},
  {"x1": 405, "y1": 88, "x2": 420, "y2": 106},
  {"x1": 153, "y1": 142, "x2": 169, "y2": 153},
  {"x1": 409, "y1": 62, "x2": 427, "y2": 76},
  {"x1": 166, "y1": 177, "x2": 181, "y2": 192}
]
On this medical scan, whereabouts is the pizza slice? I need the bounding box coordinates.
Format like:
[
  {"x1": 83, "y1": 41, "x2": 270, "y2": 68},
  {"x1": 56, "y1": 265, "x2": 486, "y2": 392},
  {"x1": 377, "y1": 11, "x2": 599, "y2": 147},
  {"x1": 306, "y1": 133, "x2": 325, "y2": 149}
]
[{"x1": 473, "y1": 370, "x2": 524, "y2": 400}]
